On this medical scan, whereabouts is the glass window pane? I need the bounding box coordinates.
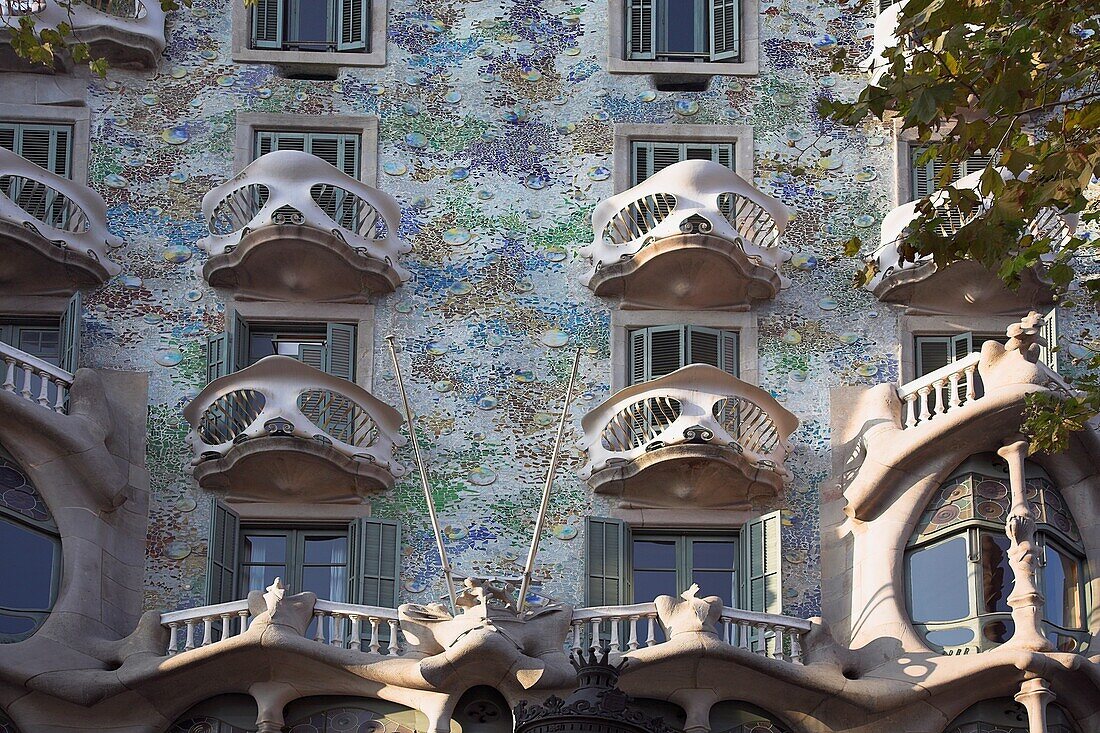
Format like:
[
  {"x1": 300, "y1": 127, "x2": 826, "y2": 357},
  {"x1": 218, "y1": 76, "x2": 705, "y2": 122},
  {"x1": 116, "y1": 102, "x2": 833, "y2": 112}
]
[
  {"x1": 979, "y1": 531, "x2": 1012, "y2": 614},
  {"x1": 633, "y1": 569, "x2": 677, "y2": 603},
  {"x1": 291, "y1": 0, "x2": 332, "y2": 44},
  {"x1": 692, "y1": 541, "x2": 736, "y2": 569},
  {"x1": 908, "y1": 535, "x2": 970, "y2": 623},
  {"x1": 304, "y1": 536, "x2": 347, "y2": 563},
  {"x1": 691, "y1": 570, "x2": 735, "y2": 606},
  {"x1": 249, "y1": 333, "x2": 277, "y2": 364},
  {"x1": 0, "y1": 519, "x2": 55, "y2": 609},
  {"x1": 245, "y1": 564, "x2": 284, "y2": 593},
  {"x1": 664, "y1": 0, "x2": 702, "y2": 53},
  {"x1": 302, "y1": 566, "x2": 347, "y2": 602},
  {"x1": 633, "y1": 539, "x2": 676, "y2": 569},
  {"x1": 17, "y1": 328, "x2": 59, "y2": 364},
  {"x1": 242, "y1": 535, "x2": 286, "y2": 564},
  {"x1": 1043, "y1": 543, "x2": 1082, "y2": 628}
]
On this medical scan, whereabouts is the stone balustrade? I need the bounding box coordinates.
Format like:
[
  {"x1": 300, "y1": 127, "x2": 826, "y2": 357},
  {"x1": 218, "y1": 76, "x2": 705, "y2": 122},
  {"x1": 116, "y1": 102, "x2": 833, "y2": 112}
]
[
  {"x1": 0, "y1": 340, "x2": 73, "y2": 414},
  {"x1": 896, "y1": 351, "x2": 982, "y2": 429},
  {"x1": 0, "y1": 146, "x2": 122, "y2": 291}
]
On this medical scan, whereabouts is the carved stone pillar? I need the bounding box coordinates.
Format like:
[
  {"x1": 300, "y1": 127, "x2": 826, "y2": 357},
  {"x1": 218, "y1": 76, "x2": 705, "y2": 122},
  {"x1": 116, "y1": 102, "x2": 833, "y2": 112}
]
[
  {"x1": 1015, "y1": 677, "x2": 1056, "y2": 733},
  {"x1": 997, "y1": 439, "x2": 1052, "y2": 651}
]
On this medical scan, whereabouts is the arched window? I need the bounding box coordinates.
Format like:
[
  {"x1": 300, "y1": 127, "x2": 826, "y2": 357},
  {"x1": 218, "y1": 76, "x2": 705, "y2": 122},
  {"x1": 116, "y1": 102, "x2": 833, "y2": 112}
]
[
  {"x1": 284, "y1": 696, "x2": 423, "y2": 733},
  {"x1": 0, "y1": 445, "x2": 61, "y2": 643},
  {"x1": 709, "y1": 700, "x2": 790, "y2": 733},
  {"x1": 906, "y1": 454, "x2": 1089, "y2": 654},
  {"x1": 946, "y1": 698, "x2": 1078, "y2": 733},
  {"x1": 165, "y1": 694, "x2": 257, "y2": 732},
  {"x1": 452, "y1": 687, "x2": 512, "y2": 733}
]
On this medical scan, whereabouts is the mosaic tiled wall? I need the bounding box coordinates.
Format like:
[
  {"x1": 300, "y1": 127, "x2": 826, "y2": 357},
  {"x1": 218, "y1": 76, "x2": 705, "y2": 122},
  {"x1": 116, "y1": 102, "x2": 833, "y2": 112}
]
[{"x1": 76, "y1": 0, "x2": 913, "y2": 618}]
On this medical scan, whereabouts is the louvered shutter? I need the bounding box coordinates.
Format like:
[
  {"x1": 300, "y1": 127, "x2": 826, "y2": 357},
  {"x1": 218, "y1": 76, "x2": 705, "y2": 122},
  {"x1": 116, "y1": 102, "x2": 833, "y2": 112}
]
[
  {"x1": 715, "y1": 143, "x2": 735, "y2": 172},
  {"x1": 632, "y1": 142, "x2": 653, "y2": 186},
  {"x1": 687, "y1": 326, "x2": 721, "y2": 368},
  {"x1": 207, "y1": 499, "x2": 241, "y2": 604},
  {"x1": 629, "y1": 328, "x2": 648, "y2": 386},
  {"x1": 12, "y1": 124, "x2": 71, "y2": 177},
  {"x1": 740, "y1": 511, "x2": 781, "y2": 652},
  {"x1": 350, "y1": 517, "x2": 400, "y2": 607},
  {"x1": 719, "y1": 330, "x2": 739, "y2": 377},
  {"x1": 585, "y1": 517, "x2": 626, "y2": 606},
  {"x1": 1040, "y1": 309, "x2": 1058, "y2": 373},
  {"x1": 58, "y1": 292, "x2": 81, "y2": 374},
  {"x1": 710, "y1": 0, "x2": 740, "y2": 61},
  {"x1": 650, "y1": 143, "x2": 684, "y2": 179},
  {"x1": 337, "y1": 0, "x2": 369, "y2": 51},
  {"x1": 324, "y1": 323, "x2": 356, "y2": 381},
  {"x1": 961, "y1": 154, "x2": 995, "y2": 177},
  {"x1": 647, "y1": 325, "x2": 685, "y2": 380},
  {"x1": 911, "y1": 148, "x2": 937, "y2": 200},
  {"x1": 252, "y1": 0, "x2": 284, "y2": 49},
  {"x1": 915, "y1": 336, "x2": 951, "y2": 377},
  {"x1": 231, "y1": 313, "x2": 250, "y2": 371},
  {"x1": 0, "y1": 126, "x2": 14, "y2": 153},
  {"x1": 254, "y1": 131, "x2": 277, "y2": 159},
  {"x1": 950, "y1": 332, "x2": 974, "y2": 361},
  {"x1": 298, "y1": 343, "x2": 325, "y2": 370},
  {"x1": 626, "y1": 0, "x2": 656, "y2": 60},
  {"x1": 207, "y1": 333, "x2": 231, "y2": 382}
]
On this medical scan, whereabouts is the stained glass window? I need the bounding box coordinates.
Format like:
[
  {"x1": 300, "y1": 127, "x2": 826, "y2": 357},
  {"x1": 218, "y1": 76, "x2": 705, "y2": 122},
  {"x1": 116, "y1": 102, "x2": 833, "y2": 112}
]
[
  {"x1": 947, "y1": 699, "x2": 1078, "y2": 733},
  {"x1": 710, "y1": 701, "x2": 790, "y2": 733}
]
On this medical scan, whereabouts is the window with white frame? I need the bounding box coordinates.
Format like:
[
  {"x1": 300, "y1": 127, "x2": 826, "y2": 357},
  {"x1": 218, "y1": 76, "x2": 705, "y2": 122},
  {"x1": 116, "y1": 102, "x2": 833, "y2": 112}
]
[
  {"x1": 628, "y1": 325, "x2": 738, "y2": 385},
  {"x1": 626, "y1": 0, "x2": 741, "y2": 63},
  {"x1": 250, "y1": 0, "x2": 370, "y2": 52},
  {"x1": 630, "y1": 140, "x2": 735, "y2": 186}
]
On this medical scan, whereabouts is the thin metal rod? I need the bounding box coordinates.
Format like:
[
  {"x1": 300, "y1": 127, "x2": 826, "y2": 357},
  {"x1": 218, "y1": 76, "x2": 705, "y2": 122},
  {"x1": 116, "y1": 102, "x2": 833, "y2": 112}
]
[
  {"x1": 518, "y1": 347, "x2": 583, "y2": 614},
  {"x1": 385, "y1": 335, "x2": 458, "y2": 615}
]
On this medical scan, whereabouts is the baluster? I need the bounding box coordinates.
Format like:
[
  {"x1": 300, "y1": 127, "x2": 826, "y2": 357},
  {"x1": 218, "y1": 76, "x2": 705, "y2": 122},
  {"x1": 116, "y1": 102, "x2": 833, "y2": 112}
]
[
  {"x1": 722, "y1": 618, "x2": 732, "y2": 645},
  {"x1": 965, "y1": 365, "x2": 977, "y2": 404},
  {"x1": 947, "y1": 371, "x2": 961, "y2": 410},
  {"x1": 167, "y1": 622, "x2": 179, "y2": 656},
  {"x1": 589, "y1": 619, "x2": 601, "y2": 651},
  {"x1": 312, "y1": 611, "x2": 325, "y2": 643},
  {"x1": 19, "y1": 365, "x2": 34, "y2": 401},
  {"x1": 645, "y1": 616, "x2": 656, "y2": 647},
  {"x1": 53, "y1": 383, "x2": 66, "y2": 413},
  {"x1": 220, "y1": 613, "x2": 233, "y2": 641},
  {"x1": 2, "y1": 358, "x2": 15, "y2": 393},
  {"x1": 738, "y1": 623, "x2": 749, "y2": 649},
  {"x1": 755, "y1": 624, "x2": 768, "y2": 655},
  {"x1": 774, "y1": 626, "x2": 786, "y2": 660},
  {"x1": 571, "y1": 622, "x2": 582, "y2": 653},
  {"x1": 184, "y1": 620, "x2": 196, "y2": 651},
  {"x1": 916, "y1": 386, "x2": 932, "y2": 425},
  {"x1": 349, "y1": 615, "x2": 361, "y2": 651},
  {"x1": 904, "y1": 393, "x2": 918, "y2": 428},
  {"x1": 790, "y1": 632, "x2": 803, "y2": 665},
  {"x1": 931, "y1": 379, "x2": 947, "y2": 417},
  {"x1": 609, "y1": 617, "x2": 621, "y2": 653},
  {"x1": 238, "y1": 609, "x2": 250, "y2": 633},
  {"x1": 368, "y1": 617, "x2": 380, "y2": 654},
  {"x1": 627, "y1": 616, "x2": 640, "y2": 651},
  {"x1": 202, "y1": 616, "x2": 214, "y2": 647},
  {"x1": 36, "y1": 371, "x2": 50, "y2": 407},
  {"x1": 387, "y1": 620, "x2": 399, "y2": 655},
  {"x1": 331, "y1": 613, "x2": 345, "y2": 647}
]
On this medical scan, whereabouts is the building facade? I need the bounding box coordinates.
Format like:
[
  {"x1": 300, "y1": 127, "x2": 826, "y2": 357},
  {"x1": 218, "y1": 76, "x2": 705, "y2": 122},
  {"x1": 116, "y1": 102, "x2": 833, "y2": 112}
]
[{"x1": 0, "y1": 0, "x2": 1097, "y2": 731}]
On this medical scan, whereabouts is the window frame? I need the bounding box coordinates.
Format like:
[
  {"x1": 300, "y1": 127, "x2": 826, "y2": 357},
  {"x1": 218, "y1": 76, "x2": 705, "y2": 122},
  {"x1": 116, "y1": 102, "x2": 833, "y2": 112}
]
[
  {"x1": 899, "y1": 314, "x2": 1014, "y2": 384},
  {"x1": 0, "y1": 102, "x2": 89, "y2": 184},
  {"x1": 237, "y1": 525, "x2": 350, "y2": 601},
  {"x1": 231, "y1": 0, "x2": 387, "y2": 68},
  {"x1": 612, "y1": 124, "x2": 752, "y2": 193},
  {"x1": 608, "y1": 0, "x2": 759, "y2": 76},
  {"x1": 629, "y1": 529, "x2": 740, "y2": 607},
  {"x1": 234, "y1": 113, "x2": 378, "y2": 184}
]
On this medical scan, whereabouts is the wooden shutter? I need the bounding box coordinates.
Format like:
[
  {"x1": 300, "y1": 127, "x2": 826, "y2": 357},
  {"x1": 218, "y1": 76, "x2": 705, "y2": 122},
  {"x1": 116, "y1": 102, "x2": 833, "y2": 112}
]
[
  {"x1": 350, "y1": 517, "x2": 400, "y2": 607},
  {"x1": 626, "y1": 0, "x2": 656, "y2": 60},
  {"x1": 324, "y1": 323, "x2": 356, "y2": 381},
  {"x1": 715, "y1": 143, "x2": 735, "y2": 171},
  {"x1": 950, "y1": 332, "x2": 974, "y2": 361},
  {"x1": 586, "y1": 517, "x2": 626, "y2": 606},
  {"x1": 719, "y1": 330, "x2": 739, "y2": 377},
  {"x1": 297, "y1": 343, "x2": 325, "y2": 371},
  {"x1": 254, "y1": 130, "x2": 277, "y2": 159},
  {"x1": 650, "y1": 142, "x2": 684, "y2": 178},
  {"x1": 58, "y1": 292, "x2": 81, "y2": 374},
  {"x1": 915, "y1": 336, "x2": 951, "y2": 377},
  {"x1": 207, "y1": 333, "x2": 232, "y2": 382},
  {"x1": 687, "y1": 326, "x2": 721, "y2": 368},
  {"x1": 6, "y1": 123, "x2": 71, "y2": 178},
  {"x1": 631, "y1": 142, "x2": 653, "y2": 187},
  {"x1": 740, "y1": 511, "x2": 781, "y2": 651},
  {"x1": 231, "y1": 313, "x2": 249, "y2": 371},
  {"x1": 251, "y1": 0, "x2": 284, "y2": 49},
  {"x1": 207, "y1": 499, "x2": 241, "y2": 604},
  {"x1": 710, "y1": 0, "x2": 740, "y2": 61},
  {"x1": 629, "y1": 328, "x2": 648, "y2": 386},
  {"x1": 337, "y1": 0, "x2": 369, "y2": 51},
  {"x1": 647, "y1": 325, "x2": 685, "y2": 379},
  {"x1": 1040, "y1": 309, "x2": 1058, "y2": 373}
]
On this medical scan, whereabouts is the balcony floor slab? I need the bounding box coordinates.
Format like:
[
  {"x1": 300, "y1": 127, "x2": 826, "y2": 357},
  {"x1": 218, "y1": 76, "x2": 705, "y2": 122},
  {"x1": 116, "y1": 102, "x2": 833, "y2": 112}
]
[{"x1": 0, "y1": 220, "x2": 114, "y2": 297}]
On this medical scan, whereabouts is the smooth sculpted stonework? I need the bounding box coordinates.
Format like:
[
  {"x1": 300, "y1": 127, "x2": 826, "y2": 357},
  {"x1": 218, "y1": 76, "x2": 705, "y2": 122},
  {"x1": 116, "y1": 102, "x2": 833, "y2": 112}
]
[
  {"x1": 581, "y1": 160, "x2": 790, "y2": 310},
  {"x1": 199, "y1": 149, "x2": 411, "y2": 302}
]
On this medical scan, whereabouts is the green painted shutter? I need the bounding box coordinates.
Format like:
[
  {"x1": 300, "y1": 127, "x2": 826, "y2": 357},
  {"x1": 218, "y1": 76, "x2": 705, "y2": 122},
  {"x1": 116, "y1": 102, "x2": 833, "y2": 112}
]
[
  {"x1": 915, "y1": 336, "x2": 951, "y2": 377},
  {"x1": 719, "y1": 330, "x2": 739, "y2": 377},
  {"x1": 911, "y1": 147, "x2": 939, "y2": 200},
  {"x1": 629, "y1": 328, "x2": 648, "y2": 386},
  {"x1": 1040, "y1": 309, "x2": 1058, "y2": 373},
  {"x1": 207, "y1": 332, "x2": 232, "y2": 381},
  {"x1": 252, "y1": 0, "x2": 284, "y2": 49},
  {"x1": 254, "y1": 130, "x2": 277, "y2": 159},
  {"x1": 740, "y1": 511, "x2": 781, "y2": 651},
  {"x1": 297, "y1": 343, "x2": 325, "y2": 370},
  {"x1": 58, "y1": 292, "x2": 81, "y2": 374},
  {"x1": 337, "y1": 0, "x2": 369, "y2": 51},
  {"x1": 631, "y1": 141, "x2": 653, "y2": 187},
  {"x1": 324, "y1": 323, "x2": 356, "y2": 381},
  {"x1": 626, "y1": 0, "x2": 656, "y2": 60},
  {"x1": 586, "y1": 517, "x2": 626, "y2": 606},
  {"x1": 207, "y1": 499, "x2": 241, "y2": 604},
  {"x1": 230, "y1": 313, "x2": 249, "y2": 371},
  {"x1": 715, "y1": 143, "x2": 735, "y2": 171},
  {"x1": 950, "y1": 332, "x2": 975, "y2": 361},
  {"x1": 647, "y1": 325, "x2": 685, "y2": 379},
  {"x1": 650, "y1": 142, "x2": 684, "y2": 178},
  {"x1": 710, "y1": 0, "x2": 740, "y2": 61},
  {"x1": 2, "y1": 123, "x2": 72, "y2": 178},
  {"x1": 350, "y1": 517, "x2": 400, "y2": 607},
  {"x1": 686, "y1": 326, "x2": 721, "y2": 368}
]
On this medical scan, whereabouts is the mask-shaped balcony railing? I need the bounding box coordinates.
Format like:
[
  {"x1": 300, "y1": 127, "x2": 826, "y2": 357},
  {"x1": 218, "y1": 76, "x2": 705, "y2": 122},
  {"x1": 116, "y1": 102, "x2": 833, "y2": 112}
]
[
  {"x1": 577, "y1": 365, "x2": 799, "y2": 507},
  {"x1": 0, "y1": 0, "x2": 166, "y2": 68},
  {"x1": 183, "y1": 355, "x2": 407, "y2": 493},
  {"x1": 0, "y1": 340, "x2": 72, "y2": 414},
  {"x1": 579, "y1": 160, "x2": 790, "y2": 309},
  {"x1": 197, "y1": 150, "x2": 411, "y2": 300},
  {"x1": 0, "y1": 147, "x2": 122, "y2": 294},
  {"x1": 867, "y1": 168, "x2": 1076, "y2": 314}
]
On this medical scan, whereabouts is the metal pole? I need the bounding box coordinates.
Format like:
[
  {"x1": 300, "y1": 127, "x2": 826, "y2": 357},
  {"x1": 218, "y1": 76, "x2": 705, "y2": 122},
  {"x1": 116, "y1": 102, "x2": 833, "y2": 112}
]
[
  {"x1": 385, "y1": 335, "x2": 458, "y2": 615},
  {"x1": 518, "y1": 347, "x2": 583, "y2": 614}
]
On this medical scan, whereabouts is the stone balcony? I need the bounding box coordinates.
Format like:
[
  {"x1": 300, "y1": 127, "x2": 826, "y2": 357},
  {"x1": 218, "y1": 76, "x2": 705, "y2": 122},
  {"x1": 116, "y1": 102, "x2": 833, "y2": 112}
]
[
  {"x1": 0, "y1": 146, "x2": 121, "y2": 297},
  {"x1": 1, "y1": 339, "x2": 73, "y2": 414},
  {"x1": 0, "y1": 0, "x2": 166, "y2": 70},
  {"x1": 862, "y1": 0, "x2": 904, "y2": 83},
  {"x1": 576, "y1": 364, "x2": 799, "y2": 509},
  {"x1": 868, "y1": 168, "x2": 1075, "y2": 315},
  {"x1": 580, "y1": 160, "x2": 790, "y2": 310},
  {"x1": 198, "y1": 150, "x2": 411, "y2": 303},
  {"x1": 182, "y1": 355, "x2": 407, "y2": 502}
]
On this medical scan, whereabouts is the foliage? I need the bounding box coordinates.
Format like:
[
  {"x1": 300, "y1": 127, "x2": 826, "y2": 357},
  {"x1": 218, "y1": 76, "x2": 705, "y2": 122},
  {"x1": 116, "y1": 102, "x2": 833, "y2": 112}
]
[{"x1": 821, "y1": 0, "x2": 1100, "y2": 453}]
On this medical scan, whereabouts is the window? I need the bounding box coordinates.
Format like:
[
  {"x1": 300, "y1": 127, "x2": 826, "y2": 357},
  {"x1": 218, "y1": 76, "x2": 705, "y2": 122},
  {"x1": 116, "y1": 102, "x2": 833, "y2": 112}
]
[
  {"x1": 910, "y1": 148, "x2": 995, "y2": 201},
  {"x1": 630, "y1": 140, "x2": 734, "y2": 186},
  {"x1": 905, "y1": 454, "x2": 1089, "y2": 654},
  {"x1": 206, "y1": 315, "x2": 356, "y2": 382},
  {"x1": 628, "y1": 325, "x2": 738, "y2": 384},
  {"x1": 253, "y1": 129, "x2": 361, "y2": 179},
  {"x1": 632, "y1": 533, "x2": 738, "y2": 606},
  {"x1": 0, "y1": 122, "x2": 72, "y2": 178},
  {"x1": 0, "y1": 292, "x2": 82, "y2": 376},
  {"x1": 945, "y1": 699, "x2": 1079, "y2": 733},
  {"x1": 250, "y1": 0, "x2": 370, "y2": 52},
  {"x1": 913, "y1": 331, "x2": 1005, "y2": 378},
  {"x1": 207, "y1": 501, "x2": 400, "y2": 609},
  {"x1": 0, "y1": 445, "x2": 60, "y2": 643},
  {"x1": 709, "y1": 701, "x2": 791, "y2": 733},
  {"x1": 625, "y1": 0, "x2": 741, "y2": 63}
]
